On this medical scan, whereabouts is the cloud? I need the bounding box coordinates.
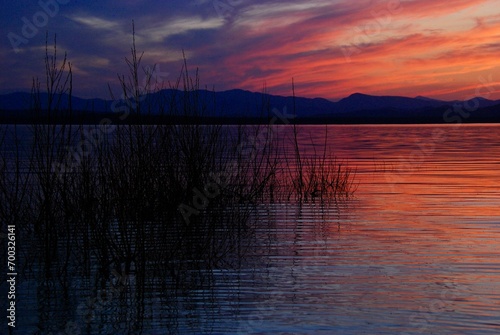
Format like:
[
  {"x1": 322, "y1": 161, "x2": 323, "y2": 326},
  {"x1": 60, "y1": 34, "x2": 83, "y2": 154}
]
[
  {"x1": 183, "y1": 0, "x2": 500, "y2": 100},
  {"x1": 139, "y1": 16, "x2": 224, "y2": 43},
  {"x1": 71, "y1": 16, "x2": 120, "y2": 30},
  {"x1": 1, "y1": 0, "x2": 500, "y2": 100}
]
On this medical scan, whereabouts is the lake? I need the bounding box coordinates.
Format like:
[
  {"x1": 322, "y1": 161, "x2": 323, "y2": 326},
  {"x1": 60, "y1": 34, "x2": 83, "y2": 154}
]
[{"x1": 2, "y1": 124, "x2": 500, "y2": 334}]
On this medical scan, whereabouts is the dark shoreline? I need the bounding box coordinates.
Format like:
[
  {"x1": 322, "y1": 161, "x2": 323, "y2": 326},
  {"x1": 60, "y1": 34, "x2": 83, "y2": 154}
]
[{"x1": 2, "y1": 114, "x2": 500, "y2": 125}]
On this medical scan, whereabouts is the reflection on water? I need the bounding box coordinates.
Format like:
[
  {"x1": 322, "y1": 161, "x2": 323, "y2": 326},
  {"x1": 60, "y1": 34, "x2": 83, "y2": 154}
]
[{"x1": 2, "y1": 124, "x2": 500, "y2": 334}]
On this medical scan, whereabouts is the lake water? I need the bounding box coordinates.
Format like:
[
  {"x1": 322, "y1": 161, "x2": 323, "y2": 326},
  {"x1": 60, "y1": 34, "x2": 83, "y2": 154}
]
[{"x1": 3, "y1": 124, "x2": 500, "y2": 334}]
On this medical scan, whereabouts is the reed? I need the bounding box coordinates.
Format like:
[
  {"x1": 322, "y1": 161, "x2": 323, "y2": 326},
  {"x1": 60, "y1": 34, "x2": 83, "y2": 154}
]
[
  {"x1": 0, "y1": 29, "x2": 356, "y2": 333},
  {"x1": 283, "y1": 82, "x2": 356, "y2": 202}
]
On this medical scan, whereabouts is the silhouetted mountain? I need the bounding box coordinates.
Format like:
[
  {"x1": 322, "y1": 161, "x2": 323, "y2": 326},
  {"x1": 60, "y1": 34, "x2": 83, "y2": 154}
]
[
  {"x1": 0, "y1": 92, "x2": 110, "y2": 112},
  {"x1": 1, "y1": 90, "x2": 500, "y2": 123},
  {"x1": 335, "y1": 93, "x2": 449, "y2": 113}
]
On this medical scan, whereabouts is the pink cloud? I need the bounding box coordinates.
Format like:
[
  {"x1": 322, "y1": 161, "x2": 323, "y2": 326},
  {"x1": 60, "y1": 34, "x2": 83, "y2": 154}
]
[{"x1": 185, "y1": 0, "x2": 500, "y2": 100}]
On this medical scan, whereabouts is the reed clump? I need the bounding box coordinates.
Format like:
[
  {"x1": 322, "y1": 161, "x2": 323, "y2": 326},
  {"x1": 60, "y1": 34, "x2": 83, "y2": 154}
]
[
  {"x1": 285, "y1": 122, "x2": 357, "y2": 202},
  {"x1": 0, "y1": 32, "x2": 356, "y2": 324}
]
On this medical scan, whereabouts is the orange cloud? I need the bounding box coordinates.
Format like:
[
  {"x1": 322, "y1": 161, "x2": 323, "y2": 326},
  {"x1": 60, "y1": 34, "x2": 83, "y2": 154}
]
[{"x1": 188, "y1": 0, "x2": 500, "y2": 101}]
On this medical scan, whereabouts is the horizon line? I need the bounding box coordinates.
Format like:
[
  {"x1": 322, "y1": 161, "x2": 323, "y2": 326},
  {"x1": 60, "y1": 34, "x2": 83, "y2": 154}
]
[{"x1": 1, "y1": 88, "x2": 499, "y2": 104}]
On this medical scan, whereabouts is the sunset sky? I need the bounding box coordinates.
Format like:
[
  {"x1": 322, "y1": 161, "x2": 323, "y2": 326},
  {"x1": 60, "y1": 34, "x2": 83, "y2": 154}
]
[{"x1": 1, "y1": 0, "x2": 500, "y2": 101}]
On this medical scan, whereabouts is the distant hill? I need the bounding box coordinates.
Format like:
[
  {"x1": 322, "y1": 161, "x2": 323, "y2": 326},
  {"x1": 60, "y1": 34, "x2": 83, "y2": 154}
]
[
  {"x1": 1, "y1": 89, "x2": 500, "y2": 124},
  {"x1": 0, "y1": 92, "x2": 110, "y2": 113},
  {"x1": 335, "y1": 93, "x2": 447, "y2": 113}
]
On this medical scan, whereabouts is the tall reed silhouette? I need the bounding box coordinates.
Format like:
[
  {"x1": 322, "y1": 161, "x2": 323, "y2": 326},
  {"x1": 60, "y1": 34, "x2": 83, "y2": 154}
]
[{"x1": 0, "y1": 28, "x2": 356, "y2": 334}]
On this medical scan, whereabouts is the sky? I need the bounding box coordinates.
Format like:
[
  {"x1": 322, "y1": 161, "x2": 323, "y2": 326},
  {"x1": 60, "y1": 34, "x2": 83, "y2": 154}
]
[{"x1": 1, "y1": 0, "x2": 500, "y2": 101}]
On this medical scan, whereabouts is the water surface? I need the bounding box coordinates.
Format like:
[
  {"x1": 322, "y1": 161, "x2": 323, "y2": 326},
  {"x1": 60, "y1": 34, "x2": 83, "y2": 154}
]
[{"x1": 3, "y1": 124, "x2": 500, "y2": 334}]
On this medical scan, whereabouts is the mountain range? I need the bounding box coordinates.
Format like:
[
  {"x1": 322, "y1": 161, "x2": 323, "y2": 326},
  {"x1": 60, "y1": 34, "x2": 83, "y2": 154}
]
[{"x1": 1, "y1": 89, "x2": 500, "y2": 124}]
